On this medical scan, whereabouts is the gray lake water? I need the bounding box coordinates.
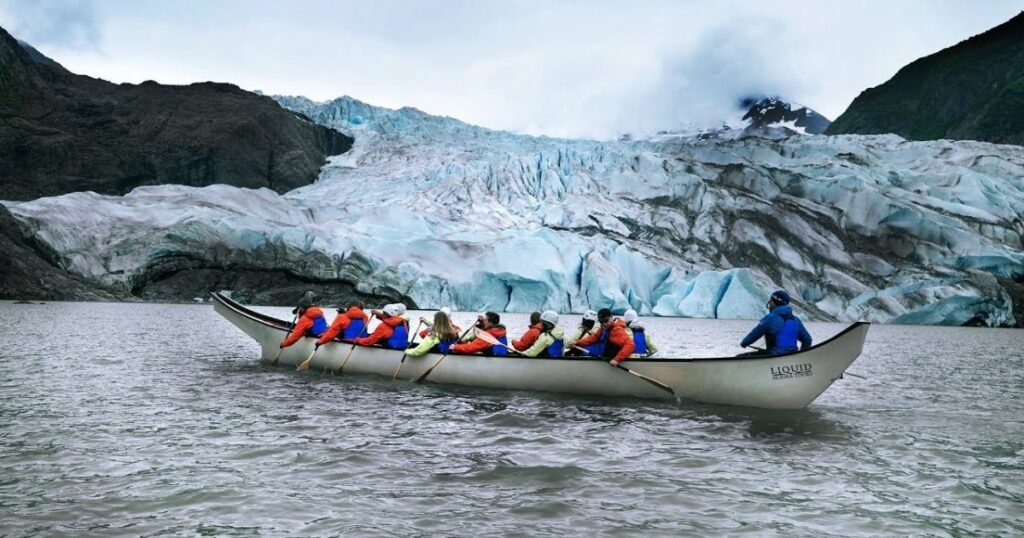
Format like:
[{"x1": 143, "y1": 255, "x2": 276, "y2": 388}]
[{"x1": 1, "y1": 301, "x2": 1022, "y2": 536}]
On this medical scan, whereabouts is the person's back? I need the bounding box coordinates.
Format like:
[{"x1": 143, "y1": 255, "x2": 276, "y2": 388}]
[
  {"x1": 623, "y1": 309, "x2": 659, "y2": 357},
  {"x1": 740, "y1": 290, "x2": 812, "y2": 355},
  {"x1": 521, "y1": 311, "x2": 565, "y2": 357},
  {"x1": 356, "y1": 304, "x2": 404, "y2": 347},
  {"x1": 451, "y1": 312, "x2": 508, "y2": 356},
  {"x1": 513, "y1": 312, "x2": 543, "y2": 351},
  {"x1": 280, "y1": 295, "x2": 328, "y2": 348},
  {"x1": 407, "y1": 311, "x2": 461, "y2": 357}
]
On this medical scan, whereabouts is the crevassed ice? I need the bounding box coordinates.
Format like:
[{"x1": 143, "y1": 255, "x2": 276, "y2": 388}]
[{"x1": 6, "y1": 95, "x2": 1024, "y2": 325}]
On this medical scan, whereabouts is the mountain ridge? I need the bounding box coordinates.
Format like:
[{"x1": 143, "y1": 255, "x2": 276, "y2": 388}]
[{"x1": 827, "y1": 12, "x2": 1024, "y2": 145}]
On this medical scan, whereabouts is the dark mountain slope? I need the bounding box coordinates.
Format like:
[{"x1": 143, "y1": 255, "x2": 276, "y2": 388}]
[
  {"x1": 827, "y1": 12, "x2": 1024, "y2": 145},
  {"x1": 0, "y1": 27, "x2": 353, "y2": 201}
]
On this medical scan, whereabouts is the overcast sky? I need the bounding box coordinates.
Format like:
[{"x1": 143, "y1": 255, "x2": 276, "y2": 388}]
[{"x1": 2, "y1": 0, "x2": 1021, "y2": 139}]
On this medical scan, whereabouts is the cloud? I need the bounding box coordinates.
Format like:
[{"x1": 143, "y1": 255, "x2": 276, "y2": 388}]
[{"x1": 0, "y1": 0, "x2": 100, "y2": 49}]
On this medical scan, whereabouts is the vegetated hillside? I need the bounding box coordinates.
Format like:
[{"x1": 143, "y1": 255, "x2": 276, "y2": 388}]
[
  {"x1": 827, "y1": 12, "x2": 1024, "y2": 146},
  {"x1": 0, "y1": 26, "x2": 353, "y2": 201}
]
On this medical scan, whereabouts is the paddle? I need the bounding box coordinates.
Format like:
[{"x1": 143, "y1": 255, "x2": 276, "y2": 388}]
[
  {"x1": 392, "y1": 320, "x2": 425, "y2": 380},
  {"x1": 296, "y1": 345, "x2": 319, "y2": 371},
  {"x1": 471, "y1": 328, "x2": 524, "y2": 355},
  {"x1": 271, "y1": 312, "x2": 300, "y2": 366},
  {"x1": 571, "y1": 346, "x2": 675, "y2": 395},
  {"x1": 415, "y1": 325, "x2": 475, "y2": 384},
  {"x1": 332, "y1": 343, "x2": 359, "y2": 375}
]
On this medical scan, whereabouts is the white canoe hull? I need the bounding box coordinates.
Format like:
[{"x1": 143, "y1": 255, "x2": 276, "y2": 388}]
[{"x1": 212, "y1": 293, "x2": 868, "y2": 409}]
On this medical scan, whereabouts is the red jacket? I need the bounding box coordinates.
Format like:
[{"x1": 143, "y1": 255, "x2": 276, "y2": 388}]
[
  {"x1": 316, "y1": 306, "x2": 368, "y2": 345},
  {"x1": 451, "y1": 326, "x2": 507, "y2": 354},
  {"x1": 355, "y1": 315, "x2": 403, "y2": 347},
  {"x1": 512, "y1": 323, "x2": 543, "y2": 351},
  {"x1": 281, "y1": 307, "x2": 325, "y2": 348},
  {"x1": 577, "y1": 319, "x2": 635, "y2": 361}
]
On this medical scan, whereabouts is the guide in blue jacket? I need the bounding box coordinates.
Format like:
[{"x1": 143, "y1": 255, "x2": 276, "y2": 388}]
[{"x1": 740, "y1": 290, "x2": 812, "y2": 355}]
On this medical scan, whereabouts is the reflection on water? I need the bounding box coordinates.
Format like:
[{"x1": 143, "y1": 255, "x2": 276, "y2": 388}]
[{"x1": 0, "y1": 301, "x2": 1022, "y2": 536}]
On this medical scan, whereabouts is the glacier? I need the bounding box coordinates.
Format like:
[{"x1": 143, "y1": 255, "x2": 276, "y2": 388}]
[{"x1": 5, "y1": 95, "x2": 1024, "y2": 326}]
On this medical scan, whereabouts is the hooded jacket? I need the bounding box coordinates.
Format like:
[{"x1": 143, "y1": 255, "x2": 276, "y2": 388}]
[
  {"x1": 577, "y1": 318, "x2": 635, "y2": 361},
  {"x1": 317, "y1": 306, "x2": 369, "y2": 345},
  {"x1": 521, "y1": 326, "x2": 566, "y2": 357},
  {"x1": 740, "y1": 304, "x2": 812, "y2": 355},
  {"x1": 451, "y1": 325, "x2": 508, "y2": 355},
  {"x1": 512, "y1": 323, "x2": 544, "y2": 351},
  {"x1": 355, "y1": 315, "x2": 405, "y2": 347},
  {"x1": 281, "y1": 306, "x2": 327, "y2": 348}
]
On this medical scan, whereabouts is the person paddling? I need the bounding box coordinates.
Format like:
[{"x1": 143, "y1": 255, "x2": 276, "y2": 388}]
[
  {"x1": 512, "y1": 311, "x2": 543, "y2": 352},
  {"x1": 623, "y1": 309, "x2": 659, "y2": 358},
  {"x1": 419, "y1": 307, "x2": 461, "y2": 338},
  {"x1": 519, "y1": 310, "x2": 565, "y2": 357},
  {"x1": 315, "y1": 301, "x2": 369, "y2": 348},
  {"x1": 449, "y1": 312, "x2": 508, "y2": 356},
  {"x1": 406, "y1": 310, "x2": 460, "y2": 357},
  {"x1": 575, "y1": 308, "x2": 635, "y2": 366},
  {"x1": 279, "y1": 295, "x2": 328, "y2": 349},
  {"x1": 355, "y1": 304, "x2": 409, "y2": 349},
  {"x1": 739, "y1": 290, "x2": 812, "y2": 356},
  {"x1": 565, "y1": 310, "x2": 601, "y2": 356}
]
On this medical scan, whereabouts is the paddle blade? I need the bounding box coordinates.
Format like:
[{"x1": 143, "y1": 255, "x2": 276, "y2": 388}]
[{"x1": 297, "y1": 348, "x2": 317, "y2": 371}]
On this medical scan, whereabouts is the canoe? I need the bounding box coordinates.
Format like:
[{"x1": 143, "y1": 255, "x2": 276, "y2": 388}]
[{"x1": 212, "y1": 292, "x2": 869, "y2": 409}]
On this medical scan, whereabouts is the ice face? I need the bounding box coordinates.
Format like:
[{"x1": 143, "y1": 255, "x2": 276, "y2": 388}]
[{"x1": 5, "y1": 95, "x2": 1024, "y2": 326}]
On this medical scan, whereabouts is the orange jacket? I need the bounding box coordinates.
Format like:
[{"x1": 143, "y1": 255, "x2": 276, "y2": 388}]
[
  {"x1": 281, "y1": 307, "x2": 325, "y2": 348},
  {"x1": 576, "y1": 319, "x2": 636, "y2": 361},
  {"x1": 512, "y1": 323, "x2": 543, "y2": 351},
  {"x1": 317, "y1": 306, "x2": 368, "y2": 345},
  {"x1": 451, "y1": 326, "x2": 507, "y2": 354},
  {"x1": 355, "y1": 315, "x2": 403, "y2": 347}
]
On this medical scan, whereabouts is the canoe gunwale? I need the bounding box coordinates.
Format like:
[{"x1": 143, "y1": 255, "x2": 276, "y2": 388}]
[{"x1": 210, "y1": 292, "x2": 868, "y2": 363}]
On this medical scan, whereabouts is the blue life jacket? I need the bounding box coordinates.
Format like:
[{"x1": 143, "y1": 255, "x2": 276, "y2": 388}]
[
  {"x1": 311, "y1": 316, "x2": 328, "y2": 337},
  {"x1": 437, "y1": 339, "x2": 456, "y2": 354},
  {"x1": 546, "y1": 336, "x2": 564, "y2": 357},
  {"x1": 343, "y1": 318, "x2": 366, "y2": 340},
  {"x1": 492, "y1": 334, "x2": 509, "y2": 357},
  {"x1": 773, "y1": 317, "x2": 800, "y2": 354},
  {"x1": 631, "y1": 327, "x2": 648, "y2": 355},
  {"x1": 386, "y1": 323, "x2": 409, "y2": 349}
]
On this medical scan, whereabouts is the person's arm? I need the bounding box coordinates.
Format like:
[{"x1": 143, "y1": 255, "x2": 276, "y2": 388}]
[
  {"x1": 512, "y1": 326, "x2": 540, "y2": 351},
  {"x1": 355, "y1": 322, "x2": 394, "y2": 346},
  {"x1": 521, "y1": 332, "x2": 554, "y2": 357},
  {"x1": 316, "y1": 315, "x2": 350, "y2": 346},
  {"x1": 281, "y1": 316, "x2": 313, "y2": 347},
  {"x1": 452, "y1": 336, "x2": 492, "y2": 354},
  {"x1": 798, "y1": 322, "x2": 813, "y2": 350},
  {"x1": 740, "y1": 320, "x2": 769, "y2": 348},
  {"x1": 577, "y1": 329, "x2": 601, "y2": 348},
  {"x1": 610, "y1": 327, "x2": 636, "y2": 362},
  {"x1": 405, "y1": 335, "x2": 440, "y2": 357}
]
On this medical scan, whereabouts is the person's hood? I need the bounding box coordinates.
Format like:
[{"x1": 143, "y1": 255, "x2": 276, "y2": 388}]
[
  {"x1": 304, "y1": 306, "x2": 324, "y2": 318},
  {"x1": 771, "y1": 305, "x2": 794, "y2": 317},
  {"x1": 382, "y1": 315, "x2": 404, "y2": 327},
  {"x1": 344, "y1": 306, "x2": 365, "y2": 319},
  {"x1": 487, "y1": 325, "x2": 507, "y2": 338},
  {"x1": 549, "y1": 326, "x2": 565, "y2": 339}
]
